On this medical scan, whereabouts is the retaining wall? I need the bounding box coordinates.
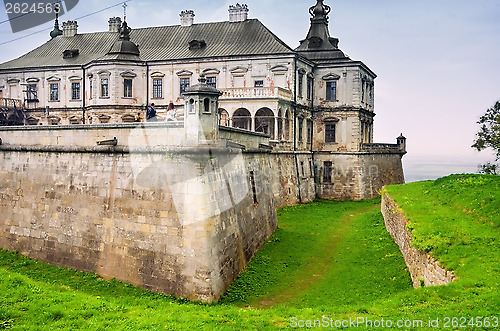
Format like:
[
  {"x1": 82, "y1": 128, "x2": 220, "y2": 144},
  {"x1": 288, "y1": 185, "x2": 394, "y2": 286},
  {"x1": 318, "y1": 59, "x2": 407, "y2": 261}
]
[{"x1": 381, "y1": 193, "x2": 455, "y2": 287}]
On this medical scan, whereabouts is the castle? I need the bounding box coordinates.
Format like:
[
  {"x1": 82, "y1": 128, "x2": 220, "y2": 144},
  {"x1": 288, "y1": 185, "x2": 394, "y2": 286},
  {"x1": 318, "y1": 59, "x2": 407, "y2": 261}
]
[{"x1": 0, "y1": 1, "x2": 406, "y2": 301}]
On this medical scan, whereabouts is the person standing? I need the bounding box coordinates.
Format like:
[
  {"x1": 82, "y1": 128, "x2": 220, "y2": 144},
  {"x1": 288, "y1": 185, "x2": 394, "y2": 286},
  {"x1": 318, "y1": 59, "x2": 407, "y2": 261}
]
[{"x1": 146, "y1": 103, "x2": 157, "y2": 121}]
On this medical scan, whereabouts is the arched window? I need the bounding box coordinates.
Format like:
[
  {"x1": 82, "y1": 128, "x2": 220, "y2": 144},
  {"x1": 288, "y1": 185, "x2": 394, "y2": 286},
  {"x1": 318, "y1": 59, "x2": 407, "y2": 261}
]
[
  {"x1": 277, "y1": 108, "x2": 283, "y2": 140},
  {"x1": 204, "y1": 98, "x2": 210, "y2": 113},
  {"x1": 218, "y1": 109, "x2": 230, "y2": 126},
  {"x1": 284, "y1": 109, "x2": 291, "y2": 140},
  {"x1": 255, "y1": 107, "x2": 275, "y2": 137},
  {"x1": 232, "y1": 108, "x2": 251, "y2": 130}
]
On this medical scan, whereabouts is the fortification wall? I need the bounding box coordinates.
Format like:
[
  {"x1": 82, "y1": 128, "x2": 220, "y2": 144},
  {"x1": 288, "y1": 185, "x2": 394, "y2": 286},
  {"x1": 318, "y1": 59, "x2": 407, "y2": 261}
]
[
  {"x1": 0, "y1": 128, "x2": 278, "y2": 302},
  {"x1": 315, "y1": 152, "x2": 405, "y2": 200},
  {"x1": 268, "y1": 152, "x2": 315, "y2": 208},
  {"x1": 381, "y1": 193, "x2": 455, "y2": 287}
]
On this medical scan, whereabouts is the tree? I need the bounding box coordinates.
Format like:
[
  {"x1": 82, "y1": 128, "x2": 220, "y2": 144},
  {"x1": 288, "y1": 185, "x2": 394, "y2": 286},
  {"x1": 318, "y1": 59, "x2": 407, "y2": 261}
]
[{"x1": 472, "y1": 100, "x2": 500, "y2": 174}]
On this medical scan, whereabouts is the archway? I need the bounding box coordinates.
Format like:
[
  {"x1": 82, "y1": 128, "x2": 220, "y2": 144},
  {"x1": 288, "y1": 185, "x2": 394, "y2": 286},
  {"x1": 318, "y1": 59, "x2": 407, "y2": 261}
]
[
  {"x1": 232, "y1": 108, "x2": 251, "y2": 130},
  {"x1": 218, "y1": 108, "x2": 230, "y2": 126},
  {"x1": 255, "y1": 107, "x2": 275, "y2": 137}
]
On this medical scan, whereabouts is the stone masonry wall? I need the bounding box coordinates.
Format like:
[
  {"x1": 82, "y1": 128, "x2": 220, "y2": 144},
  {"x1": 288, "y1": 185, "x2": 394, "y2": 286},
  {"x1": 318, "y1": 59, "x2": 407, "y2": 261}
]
[
  {"x1": 381, "y1": 193, "x2": 455, "y2": 287},
  {"x1": 316, "y1": 152, "x2": 405, "y2": 201},
  {"x1": 0, "y1": 145, "x2": 277, "y2": 302}
]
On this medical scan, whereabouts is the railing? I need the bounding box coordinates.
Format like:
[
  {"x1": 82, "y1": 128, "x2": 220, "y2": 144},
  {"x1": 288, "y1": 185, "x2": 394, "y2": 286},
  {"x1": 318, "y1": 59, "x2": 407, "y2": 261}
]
[
  {"x1": 361, "y1": 143, "x2": 402, "y2": 152},
  {"x1": 0, "y1": 97, "x2": 23, "y2": 109},
  {"x1": 220, "y1": 87, "x2": 293, "y2": 100}
]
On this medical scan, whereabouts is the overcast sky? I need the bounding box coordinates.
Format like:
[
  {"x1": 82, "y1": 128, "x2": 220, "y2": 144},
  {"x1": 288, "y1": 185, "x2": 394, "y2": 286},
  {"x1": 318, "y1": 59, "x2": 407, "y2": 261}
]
[{"x1": 1, "y1": 0, "x2": 499, "y2": 178}]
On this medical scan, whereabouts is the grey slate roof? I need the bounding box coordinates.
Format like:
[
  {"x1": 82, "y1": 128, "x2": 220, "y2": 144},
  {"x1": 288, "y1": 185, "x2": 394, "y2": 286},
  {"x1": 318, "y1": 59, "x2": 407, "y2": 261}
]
[{"x1": 0, "y1": 19, "x2": 295, "y2": 70}]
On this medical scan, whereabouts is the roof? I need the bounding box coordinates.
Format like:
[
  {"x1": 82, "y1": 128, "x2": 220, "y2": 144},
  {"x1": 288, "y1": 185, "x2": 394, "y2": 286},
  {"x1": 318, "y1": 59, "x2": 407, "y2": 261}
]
[{"x1": 0, "y1": 19, "x2": 295, "y2": 70}]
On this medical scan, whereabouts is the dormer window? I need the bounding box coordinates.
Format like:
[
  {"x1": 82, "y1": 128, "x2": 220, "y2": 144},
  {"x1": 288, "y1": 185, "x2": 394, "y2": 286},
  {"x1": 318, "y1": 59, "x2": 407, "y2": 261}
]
[
  {"x1": 189, "y1": 40, "x2": 206, "y2": 50},
  {"x1": 63, "y1": 49, "x2": 79, "y2": 59}
]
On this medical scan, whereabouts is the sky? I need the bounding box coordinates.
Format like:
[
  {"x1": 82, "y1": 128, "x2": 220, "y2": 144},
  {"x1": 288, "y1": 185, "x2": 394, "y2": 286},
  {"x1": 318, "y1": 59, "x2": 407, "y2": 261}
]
[{"x1": 0, "y1": 0, "x2": 499, "y2": 181}]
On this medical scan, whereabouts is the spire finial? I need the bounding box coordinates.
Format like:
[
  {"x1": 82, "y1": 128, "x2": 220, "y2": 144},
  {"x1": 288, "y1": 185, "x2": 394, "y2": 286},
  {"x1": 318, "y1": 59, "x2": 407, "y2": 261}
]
[
  {"x1": 50, "y1": 4, "x2": 63, "y2": 38},
  {"x1": 123, "y1": 2, "x2": 128, "y2": 22},
  {"x1": 309, "y1": 0, "x2": 331, "y2": 22},
  {"x1": 119, "y1": 21, "x2": 132, "y2": 41}
]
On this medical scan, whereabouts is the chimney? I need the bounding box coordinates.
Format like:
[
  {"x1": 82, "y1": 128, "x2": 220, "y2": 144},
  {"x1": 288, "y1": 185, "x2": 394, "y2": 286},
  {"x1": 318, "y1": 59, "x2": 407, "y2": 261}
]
[
  {"x1": 62, "y1": 20, "x2": 78, "y2": 37},
  {"x1": 228, "y1": 3, "x2": 249, "y2": 22},
  {"x1": 180, "y1": 10, "x2": 195, "y2": 27},
  {"x1": 108, "y1": 17, "x2": 122, "y2": 32}
]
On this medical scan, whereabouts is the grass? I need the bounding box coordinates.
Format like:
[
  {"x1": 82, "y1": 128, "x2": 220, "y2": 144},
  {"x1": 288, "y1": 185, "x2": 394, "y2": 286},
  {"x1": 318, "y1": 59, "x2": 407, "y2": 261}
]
[{"x1": 0, "y1": 174, "x2": 499, "y2": 330}]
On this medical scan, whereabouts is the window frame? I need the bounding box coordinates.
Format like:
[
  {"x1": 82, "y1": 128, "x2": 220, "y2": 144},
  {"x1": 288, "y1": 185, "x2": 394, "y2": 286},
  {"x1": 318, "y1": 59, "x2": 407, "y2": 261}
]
[
  {"x1": 298, "y1": 118, "x2": 303, "y2": 143},
  {"x1": 325, "y1": 122, "x2": 336, "y2": 143},
  {"x1": 298, "y1": 72, "x2": 304, "y2": 98},
  {"x1": 152, "y1": 78, "x2": 163, "y2": 99},
  {"x1": 100, "y1": 78, "x2": 109, "y2": 98},
  {"x1": 49, "y1": 83, "x2": 59, "y2": 102},
  {"x1": 27, "y1": 83, "x2": 38, "y2": 102},
  {"x1": 323, "y1": 161, "x2": 332, "y2": 182},
  {"x1": 326, "y1": 81, "x2": 337, "y2": 101},
  {"x1": 307, "y1": 77, "x2": 313, "y2": 100},
  {"x1": 123, "y1": 78, "x2": 133, "y2": 98},
  {"x1": 180, "y1": 77, "x2": 190, "y2": 95},
  {"x1": 206, "y1": 76, "x2": 217, "y2": 88},
  {"x1": 71, "y1": 82, "x2": 81, "y2": 100},
  {"x1": 254, "y1": 80, "x2": 264, "y2": 88}
]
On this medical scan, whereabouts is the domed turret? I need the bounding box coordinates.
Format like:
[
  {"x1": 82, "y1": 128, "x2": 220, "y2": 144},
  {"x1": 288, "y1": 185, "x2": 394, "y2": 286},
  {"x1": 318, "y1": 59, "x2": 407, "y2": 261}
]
[{"x1": 105, "y1": 21, "x2": 140, "y2": 59}]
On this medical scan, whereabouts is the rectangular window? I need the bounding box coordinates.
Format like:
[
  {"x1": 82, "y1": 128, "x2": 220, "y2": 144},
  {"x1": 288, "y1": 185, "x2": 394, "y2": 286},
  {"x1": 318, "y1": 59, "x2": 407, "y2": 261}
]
[
  {"x1": 307, "y1": 120, "x2": 312, "y2": 144},
  {"x1": 27, "y1": 84, "x2": 37, "y2": 102},
  {"x1": 323, "y1": 161, "x2": 332, "y2": 182},
  {"x1": 71, "y1": 82, "x2": 80, "y2": 100},
  {"x1": 326, "y1": 81, "x2": 337, "y2": 101},
  {"x1": 254, "y1": 80, "x2": 264, "y2": 87},
  {"x1": 153, "y1": 78, "x2": 163, "y2": 99},
  {"x1": 206, "y1": 76, "x2": 216, "y2": 88},
  {"x1": 307, "y1": 77, "x2": 313, "y2": 100},
  {"x1": 325, "y1": 123, "x2": 336, "y2": 143},
  {"x1": 49, "y1": 83, "x2": 59, "y2": 101},
  {"x1": 298, "y1": 119, "x2": 303, "y2": 143},
  {"x1": 124, "y1": 79, "x2": 133, "y2": 98},
  {"x1": 101, "y1": 78, "x2": 109, "y2": 98},
  {"x1": 89, "y1": 80, "x2": 93, "y2": 99},
  {"x1": 180, "y1": 77, "x2": 190, "y2": 94},
  {"x1": 298, "y1": 73, "x2": 304, "y2": 98}
]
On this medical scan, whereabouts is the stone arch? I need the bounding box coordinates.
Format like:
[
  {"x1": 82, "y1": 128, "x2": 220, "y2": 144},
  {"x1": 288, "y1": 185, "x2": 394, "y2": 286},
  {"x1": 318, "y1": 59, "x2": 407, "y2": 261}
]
[
  {"x1": 218, "y1": 108, "x2": 230, "y2": 126},
  {"x1": 232, "y1": 108, "x2": 251, "y2": 130},
  {"x1": 255, "y1": 107, "x2": 275, "y2": 137}
]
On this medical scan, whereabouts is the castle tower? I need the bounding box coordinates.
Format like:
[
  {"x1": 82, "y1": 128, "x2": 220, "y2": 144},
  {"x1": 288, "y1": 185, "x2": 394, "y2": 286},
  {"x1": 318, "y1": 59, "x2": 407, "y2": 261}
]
[
  {"x1": 296, "y1": 0, "x2": 346, "y2": 60},
  {"x1": 182, "y1": 74, "x2": 223, "y2": 143}
]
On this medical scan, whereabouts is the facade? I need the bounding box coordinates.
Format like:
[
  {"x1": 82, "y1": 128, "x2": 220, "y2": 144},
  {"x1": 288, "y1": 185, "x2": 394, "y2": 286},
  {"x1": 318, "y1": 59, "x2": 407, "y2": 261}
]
[{"x1": 0, "y1": 0, "x2": 406, "y2": 200}]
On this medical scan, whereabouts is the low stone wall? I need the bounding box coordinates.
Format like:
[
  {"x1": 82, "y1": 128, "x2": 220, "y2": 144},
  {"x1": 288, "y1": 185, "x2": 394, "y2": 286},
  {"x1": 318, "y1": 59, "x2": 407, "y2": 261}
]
[
  {"x1": 0, "y1": 122, "x2": 186, "y2": 148},
  {"x1": 381, "y1": 193, "x2": 455, "y2": 287}
]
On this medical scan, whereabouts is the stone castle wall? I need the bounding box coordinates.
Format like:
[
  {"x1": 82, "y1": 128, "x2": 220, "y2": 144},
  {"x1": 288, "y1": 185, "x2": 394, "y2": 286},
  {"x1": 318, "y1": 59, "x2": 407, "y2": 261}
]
[
  {"x1": 381, "y1": 193, "x2": 455, "y2": 287},
  {"x1": 315, "y1": 152, "x2": 405, "y2": 200},
  {"x1": 0, "y1": 130, "x2": 278, "y2": 301}
]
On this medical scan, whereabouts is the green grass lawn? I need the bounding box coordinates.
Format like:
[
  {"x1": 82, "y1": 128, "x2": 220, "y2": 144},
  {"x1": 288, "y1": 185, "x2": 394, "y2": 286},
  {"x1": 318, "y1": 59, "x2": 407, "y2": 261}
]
[{"x1": 0, "y1": 174, "x2": 499, "y2": 330}]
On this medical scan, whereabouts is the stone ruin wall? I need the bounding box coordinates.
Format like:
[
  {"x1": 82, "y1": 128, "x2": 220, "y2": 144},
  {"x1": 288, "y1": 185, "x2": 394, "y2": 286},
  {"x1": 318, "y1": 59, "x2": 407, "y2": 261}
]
[{"x1": 381, "y1": 193, "x2": 455, "y2": 287}]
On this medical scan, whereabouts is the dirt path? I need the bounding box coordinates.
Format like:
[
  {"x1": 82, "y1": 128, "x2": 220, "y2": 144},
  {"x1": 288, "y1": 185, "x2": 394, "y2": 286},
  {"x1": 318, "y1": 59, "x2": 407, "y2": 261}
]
[{"x1": 251, "y1": 204, "x2": 379, "y2": 309}]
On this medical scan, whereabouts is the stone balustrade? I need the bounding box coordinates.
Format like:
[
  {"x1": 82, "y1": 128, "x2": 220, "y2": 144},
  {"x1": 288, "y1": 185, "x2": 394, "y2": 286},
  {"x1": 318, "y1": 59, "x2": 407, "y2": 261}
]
[{"x1": 220, "y1": 87, "x2": 293, "y2": 100}]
